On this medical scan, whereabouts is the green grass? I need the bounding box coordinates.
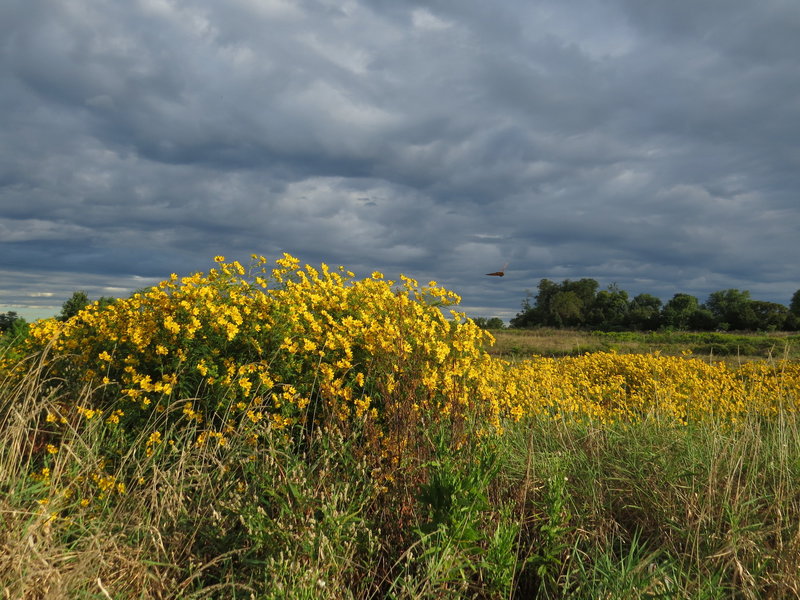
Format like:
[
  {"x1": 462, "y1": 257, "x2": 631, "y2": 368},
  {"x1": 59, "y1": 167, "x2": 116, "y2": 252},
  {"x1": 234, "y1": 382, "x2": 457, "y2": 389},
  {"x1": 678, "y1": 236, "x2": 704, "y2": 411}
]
[
  {"x1": 488, "y1": 328, "x2": 800, "y2": 362},
  {"x1": 502, "y1": 413, "x2": 800, "y2": 598}
]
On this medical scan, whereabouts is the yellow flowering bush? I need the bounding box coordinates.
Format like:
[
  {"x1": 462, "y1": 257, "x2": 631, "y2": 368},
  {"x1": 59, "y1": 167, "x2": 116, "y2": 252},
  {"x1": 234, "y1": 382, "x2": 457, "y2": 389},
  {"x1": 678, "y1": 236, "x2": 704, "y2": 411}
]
[{"x1": 6, "y1": 253, "x2": 496, "y2": 479}]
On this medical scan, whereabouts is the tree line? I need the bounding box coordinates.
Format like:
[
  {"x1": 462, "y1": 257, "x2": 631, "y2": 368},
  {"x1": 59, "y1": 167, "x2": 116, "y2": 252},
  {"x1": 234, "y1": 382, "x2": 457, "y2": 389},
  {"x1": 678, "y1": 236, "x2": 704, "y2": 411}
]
[{"x1": 506, "y1": 279, "x2": 800, "y2": 332}]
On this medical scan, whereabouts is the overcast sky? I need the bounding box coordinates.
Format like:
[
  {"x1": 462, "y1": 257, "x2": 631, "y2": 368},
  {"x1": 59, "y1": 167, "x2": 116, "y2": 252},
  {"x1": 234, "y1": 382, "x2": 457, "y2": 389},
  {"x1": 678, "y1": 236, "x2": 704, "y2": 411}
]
[{"x1": 2, "y1": 0, "x2": 799, "y2": 322}]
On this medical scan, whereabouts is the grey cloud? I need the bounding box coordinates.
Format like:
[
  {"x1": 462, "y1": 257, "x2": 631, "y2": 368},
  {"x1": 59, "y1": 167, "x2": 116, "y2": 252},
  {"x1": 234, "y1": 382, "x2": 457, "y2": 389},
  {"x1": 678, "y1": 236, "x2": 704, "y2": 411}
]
[{"x1": 1, "y1": 0, "x2": 799, "y2": 321}]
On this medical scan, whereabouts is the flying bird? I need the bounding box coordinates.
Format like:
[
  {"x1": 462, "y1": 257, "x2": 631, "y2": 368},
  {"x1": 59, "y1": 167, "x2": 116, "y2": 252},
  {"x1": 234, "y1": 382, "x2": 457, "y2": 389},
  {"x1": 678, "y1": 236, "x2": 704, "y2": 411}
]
[{"x1": 486, "y1": 263, "x2": 508, "y2": 277}]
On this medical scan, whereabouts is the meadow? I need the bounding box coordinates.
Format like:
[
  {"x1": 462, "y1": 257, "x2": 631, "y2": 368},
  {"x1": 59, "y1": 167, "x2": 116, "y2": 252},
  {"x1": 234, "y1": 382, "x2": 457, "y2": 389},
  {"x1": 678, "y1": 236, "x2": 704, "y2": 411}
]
[
  {"x1": 2, "y1": 254, "x2": 800, "y2": 599},
  {"x1": 488, "y1": 328, "x2": 800, "y2": 363}
]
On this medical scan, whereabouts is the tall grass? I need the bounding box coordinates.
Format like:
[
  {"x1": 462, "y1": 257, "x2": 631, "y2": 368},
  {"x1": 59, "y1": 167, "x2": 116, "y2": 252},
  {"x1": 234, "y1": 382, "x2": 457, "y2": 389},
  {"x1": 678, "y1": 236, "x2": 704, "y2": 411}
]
[
  {"x1": 4, "y1": 357, "x2": 800, "y2": 598},
  {"x1": 504, "y1": 413, "x2": 800, "y2": 598},
  {"x1": 0, "y1": 356, "x2": 517, "y2": 598}
]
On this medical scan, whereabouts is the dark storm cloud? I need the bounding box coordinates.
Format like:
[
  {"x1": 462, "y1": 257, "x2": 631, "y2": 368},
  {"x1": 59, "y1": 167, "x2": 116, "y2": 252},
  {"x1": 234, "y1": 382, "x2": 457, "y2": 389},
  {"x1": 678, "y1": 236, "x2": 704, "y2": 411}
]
[{"x1": 1, "y1": 0, "x2": 798, "y2": 321}]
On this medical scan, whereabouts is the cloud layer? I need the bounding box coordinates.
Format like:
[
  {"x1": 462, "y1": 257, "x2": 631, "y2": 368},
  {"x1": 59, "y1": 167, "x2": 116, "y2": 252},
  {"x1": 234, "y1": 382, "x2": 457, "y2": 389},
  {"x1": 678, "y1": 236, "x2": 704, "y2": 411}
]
[{"x1": 2, "y1": 0, "x2": 799, "y2": 320}]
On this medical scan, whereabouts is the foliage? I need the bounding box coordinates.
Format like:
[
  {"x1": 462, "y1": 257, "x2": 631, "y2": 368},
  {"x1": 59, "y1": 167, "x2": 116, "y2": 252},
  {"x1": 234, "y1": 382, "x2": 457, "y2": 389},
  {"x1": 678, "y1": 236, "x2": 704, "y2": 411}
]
[
  {"x1": 706, "y1": 289, "x2": 756, "y2": 330},
  {"x1": 472, "y1": 316, "x2": 505, "y2": 330},
  {"x1": 0, "y1": 311, "x2": 23, "y2": 333},
  {"x1": 390, "y1": 429, "x2": 518, "y2": 598},
  {"x1": 791, "y1": 289, "x2": 800, "y2": 316},
  {"x1": 512, "y1": 279, "x2": 800, "y2": 332},
  {"x1": 0, "y1": 313, "x2": 29, "y2": 359},
  {"x1": 626, "y1": 293, "x2": 662, "y2": 330},
  {"x1": 588, "y1": 284, "x2": 629, "y2": 330},
  {"x1": 750, "y1": 300, "x2": 790, "y2": 332},
  {"x1": 513, "y1": 278, "x2": 600, "y2": 328}
]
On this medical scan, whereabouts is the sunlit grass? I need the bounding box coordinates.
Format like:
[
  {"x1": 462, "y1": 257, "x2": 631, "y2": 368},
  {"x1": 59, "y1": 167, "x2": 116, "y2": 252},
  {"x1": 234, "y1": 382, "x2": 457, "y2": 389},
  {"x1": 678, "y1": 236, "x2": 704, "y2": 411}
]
[{"x1": 489, "y1": 327, "x2": 800, "y2": 362}]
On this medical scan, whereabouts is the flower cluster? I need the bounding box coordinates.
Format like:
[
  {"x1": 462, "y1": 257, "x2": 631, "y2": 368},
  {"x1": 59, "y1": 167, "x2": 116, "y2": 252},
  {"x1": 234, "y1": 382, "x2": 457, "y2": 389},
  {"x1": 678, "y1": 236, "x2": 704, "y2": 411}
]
[
  {"x1": 482, "y1": 351, "x2": 800, "y2": 424},
  {"x1": 6, "y1": 253, "x2": 496, "y2": 479}
]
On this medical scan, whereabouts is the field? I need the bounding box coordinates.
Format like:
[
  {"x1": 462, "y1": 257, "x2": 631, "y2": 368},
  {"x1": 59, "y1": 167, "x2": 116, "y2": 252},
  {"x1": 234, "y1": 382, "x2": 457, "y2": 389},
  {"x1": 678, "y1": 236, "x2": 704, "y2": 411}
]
[
  {"x1": 487, "y1": 328, "x2": 800, "y2": 363},
  {"x1": 2, "y1": 255, "x2": 800, "y2": 599}
]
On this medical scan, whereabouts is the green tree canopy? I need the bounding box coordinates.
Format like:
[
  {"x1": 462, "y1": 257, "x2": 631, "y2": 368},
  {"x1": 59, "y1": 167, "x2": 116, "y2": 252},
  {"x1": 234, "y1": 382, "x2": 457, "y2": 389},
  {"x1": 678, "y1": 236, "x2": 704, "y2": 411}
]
[
  {"x1": 749, "y1": 301, "x2": 789, "y2": 331},
  {"x1": 661, "y1": 294, "x2": 700, "y2": 330},
  {"x1": 511, "y1": 279, "x2": 797, "y2": 331},
  {"x1": 587, "y1": 284, "x2": 629, "y2": 329},
  {"x1": 627, "y1": 294, "x2": 662, "y2": 330},
  {"x1": 0, "y1": 311, "x2": 21, "y2": 333},
  {"x1": 790, "y1": 289, "x2": 800, "y2": 316},
  {"x1": 472, "y1": 316, "x2": 505, "y2": 329},
  {"x1": 550, "y1": 291, "x2": 584, "y2": 327},
  {"x1": 706, "y1": 289, "x2": 755, "y2": 330},
  {"x1": 0, "y1": 311, "x2": 29, "y2": 350},
  {"x1": 510, "y1": 278, "x2": 599, "y2": 328}
]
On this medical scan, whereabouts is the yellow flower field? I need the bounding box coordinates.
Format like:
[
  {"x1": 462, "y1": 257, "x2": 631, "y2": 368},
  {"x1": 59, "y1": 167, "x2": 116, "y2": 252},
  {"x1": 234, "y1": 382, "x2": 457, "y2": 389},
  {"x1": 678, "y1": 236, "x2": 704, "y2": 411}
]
[{"x1": 487, "y1": 352, "x2": 800, "y2": 425}]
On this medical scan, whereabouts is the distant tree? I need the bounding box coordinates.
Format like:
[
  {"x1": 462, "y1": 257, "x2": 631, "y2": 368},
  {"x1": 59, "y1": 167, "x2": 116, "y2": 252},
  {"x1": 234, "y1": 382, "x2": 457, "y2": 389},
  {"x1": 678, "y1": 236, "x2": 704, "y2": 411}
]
[
  {"x1": 562, "y1": 279, "x2": 600, "y2": 312},
  {"x1": 687, "y1": 307, "x2": 717, "y2": 331},
  {"x1": 536, "y1": 279, "x2": 592, "y2": 325},
  {"x1": 0, "y1": 311, "x2": 21, "y2": 333},
  {"x1": 0, "y1": 312, "x2": 29, "y2": 347},
  {"x1": 534, "y1": 279, "x2": 562, "y2": 325},
  {"x1": 790, "y1": 289, "x2": 800, "y2": 317},
  {"x1": 511, "y1": 278, "x2": 601, "y2": 328},
  {"x1": 627, "y1": 294, "x2": 663, "y2": 330},
  {"x1": 706, "y1": 289, "x2": 756, "y2": 330},
  {"x1": 511, "y1": 281, "x2": 557, "y2": 328},
  {"x1": 787, "y1": 290, "x2": 800, "y2": 331},
  {"x1": 749, "y1": 300, "x2": 789, "y2": 331},
  {"x1": 550, "y1": 291, "x2": 584, "y2": 327},
  {"x1": 472, "y1": 316, "x2": 505, "y2": 329},
  {"x1": 661, "y1": 294, "x2": 702, "y2": 330},
  {"x1": 510, "y1": 290, "x2": 538, "y2": 328},
  {"x1": 484, "y1": 317, "x2": 505, "y2": 329},
  {"x1": 587, "y1": 283, "x2": 629, "y2": 329},
  {"x1": 513, "y1": 279, "x2": 797, "y2": 332}
]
